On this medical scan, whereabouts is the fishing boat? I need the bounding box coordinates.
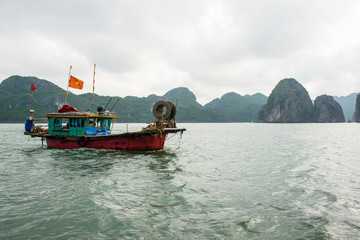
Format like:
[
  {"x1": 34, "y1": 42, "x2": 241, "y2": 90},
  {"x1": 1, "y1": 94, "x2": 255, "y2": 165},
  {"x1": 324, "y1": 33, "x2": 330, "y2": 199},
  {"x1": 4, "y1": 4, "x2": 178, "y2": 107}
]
[
  {"x1": 24, "y1": 100, "x2": 185, "y2": 150},
  {"x1": 24, "y1": 65, "x2": 185, "y2": 150}
]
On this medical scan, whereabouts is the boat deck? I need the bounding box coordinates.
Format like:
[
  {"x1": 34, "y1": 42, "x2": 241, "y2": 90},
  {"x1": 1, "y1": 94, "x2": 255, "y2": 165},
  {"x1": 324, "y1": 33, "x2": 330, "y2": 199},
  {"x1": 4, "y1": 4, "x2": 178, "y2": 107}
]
[{"x1": 24, "y1": 128, "x2": 186, "y2": 138}]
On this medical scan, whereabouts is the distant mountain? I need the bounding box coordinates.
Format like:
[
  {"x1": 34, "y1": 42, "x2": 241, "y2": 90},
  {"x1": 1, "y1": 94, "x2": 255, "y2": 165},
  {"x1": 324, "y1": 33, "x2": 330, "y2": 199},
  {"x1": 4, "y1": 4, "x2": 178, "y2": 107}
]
[
  {"x1": 0, "y1": 75, "x2": 68, "y2": 122},
  {"x1": 313, "y1": 95, "x2": 345, "y2": 123},
  {"x1": 256, "y1": 78, "x2": 314, "y2": 122},
  {"x1": 333, "y1": 93, "x2": 359, "y2": 121},
  {"x1": 163, "y1": 87, "x2": 216, "y2": 122},
  {"x1": 204, "y1": 92, "x2": 267, "y2": 122},
  {"x1": 0, "y1": 75, "x2": 266, "y2": 123},
  {"x1": 244, "y1": 93, "x2": 268, "y2": 105}
]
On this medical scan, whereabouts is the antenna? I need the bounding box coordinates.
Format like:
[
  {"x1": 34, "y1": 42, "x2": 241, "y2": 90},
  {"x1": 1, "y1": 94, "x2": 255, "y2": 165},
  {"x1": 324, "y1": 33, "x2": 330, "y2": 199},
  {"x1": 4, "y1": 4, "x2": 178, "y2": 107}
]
[
  {"x1": 109, "y1": 98, "x2": 120, "y2": 112},
  {"x1": 91, "y1": 64, "x2": 96, "y2": 112},
  {"x1": 104, "y1": 98, "x2": 113, "y2": 110}
]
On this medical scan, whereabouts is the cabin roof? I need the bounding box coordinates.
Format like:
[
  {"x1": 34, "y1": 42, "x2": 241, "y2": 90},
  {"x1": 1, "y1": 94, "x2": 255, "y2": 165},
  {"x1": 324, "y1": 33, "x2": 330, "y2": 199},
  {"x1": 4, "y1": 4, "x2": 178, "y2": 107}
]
[{"x1": 46, "y1": 111, "x2": 116, "y2": 119}]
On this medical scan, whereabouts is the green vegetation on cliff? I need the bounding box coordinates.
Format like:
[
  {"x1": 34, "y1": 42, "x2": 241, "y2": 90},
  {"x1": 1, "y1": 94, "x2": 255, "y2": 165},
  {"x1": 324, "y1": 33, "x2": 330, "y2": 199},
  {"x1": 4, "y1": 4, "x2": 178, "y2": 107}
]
[
  {"x1": 313, "y1": 95, "x2": 345, "y2": 122},
  {"x1": 205, "y1": 92, "x2": 267, "y2": 122},
  {"x1": 257, "y1": 78, "x2": 346, "y2": 123},
  {"x1": 0, "y1": 76, "x2": 65, "y2": 121},
  {"x1": 355, "y1": 94, "x2": 360, "y2": 122},
  {"x1": 257, "y1": 78, "x2": 314, "y2": 123},
  {"x1": 3, "y1": 76, "x2": 353, "y2": 123},
  {"x1": 0, "y1": 75, "x2": 266, "y2": 123}
]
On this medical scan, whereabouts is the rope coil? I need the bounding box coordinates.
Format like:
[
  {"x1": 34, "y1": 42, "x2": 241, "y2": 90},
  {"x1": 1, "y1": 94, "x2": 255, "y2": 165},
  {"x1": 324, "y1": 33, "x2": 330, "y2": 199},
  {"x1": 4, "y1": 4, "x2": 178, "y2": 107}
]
[{"x1": 152, "y1": 101, "x2": 176, "y2": 121}]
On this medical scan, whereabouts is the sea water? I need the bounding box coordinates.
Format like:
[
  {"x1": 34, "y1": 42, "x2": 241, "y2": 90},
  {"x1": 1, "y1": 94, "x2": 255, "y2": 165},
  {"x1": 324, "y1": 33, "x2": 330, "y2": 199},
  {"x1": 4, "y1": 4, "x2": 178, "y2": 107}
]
[{"x1": 1, "y1": 123, "x2": 360, "y2": 239}]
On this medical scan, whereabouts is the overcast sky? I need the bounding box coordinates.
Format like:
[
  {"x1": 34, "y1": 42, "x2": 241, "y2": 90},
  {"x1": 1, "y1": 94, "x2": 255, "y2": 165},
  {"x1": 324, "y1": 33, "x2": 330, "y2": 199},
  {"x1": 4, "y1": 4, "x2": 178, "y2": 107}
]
[{"x1": 1, "y1": 0, "x2": 360, "y2": 105}]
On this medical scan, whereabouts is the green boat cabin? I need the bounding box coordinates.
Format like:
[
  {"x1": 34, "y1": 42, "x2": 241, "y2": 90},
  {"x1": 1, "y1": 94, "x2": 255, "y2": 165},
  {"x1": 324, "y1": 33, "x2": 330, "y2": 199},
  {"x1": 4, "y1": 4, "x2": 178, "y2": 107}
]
[{"x1": 46, "y1": 112, "x2": 116, "y2": 136}]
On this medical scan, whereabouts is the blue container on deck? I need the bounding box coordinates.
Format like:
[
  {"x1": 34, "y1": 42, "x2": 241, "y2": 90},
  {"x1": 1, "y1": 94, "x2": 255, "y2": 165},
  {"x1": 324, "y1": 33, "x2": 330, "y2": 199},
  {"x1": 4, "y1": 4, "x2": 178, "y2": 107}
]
[
  {"x1": 85, "y1": 127, "x2": 110, "y2": 136},
  {"x1": 25, "y1": 120, "x2": 34, "y2": 132}
]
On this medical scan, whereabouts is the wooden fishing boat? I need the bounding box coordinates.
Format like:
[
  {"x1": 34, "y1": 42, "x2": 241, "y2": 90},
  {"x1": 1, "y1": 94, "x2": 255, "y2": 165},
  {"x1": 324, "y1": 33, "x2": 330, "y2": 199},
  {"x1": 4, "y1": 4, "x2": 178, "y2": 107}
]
[{"x1": 24, "y1": 101, "x2": 185, "y2": 150}]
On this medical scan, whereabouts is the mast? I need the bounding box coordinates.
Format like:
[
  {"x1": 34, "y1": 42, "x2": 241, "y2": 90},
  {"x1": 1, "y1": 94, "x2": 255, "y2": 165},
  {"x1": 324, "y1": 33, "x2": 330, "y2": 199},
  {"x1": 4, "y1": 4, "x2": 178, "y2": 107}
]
[
  {"x1": 92, "y1": 64, "x2": 96, "y2": 112},
  {"x1": 64, "y1": 65, "x2": 72, "y2": 105},
  {"x1": 30, "y1": 88, "x2": 33, "y2": 110}
]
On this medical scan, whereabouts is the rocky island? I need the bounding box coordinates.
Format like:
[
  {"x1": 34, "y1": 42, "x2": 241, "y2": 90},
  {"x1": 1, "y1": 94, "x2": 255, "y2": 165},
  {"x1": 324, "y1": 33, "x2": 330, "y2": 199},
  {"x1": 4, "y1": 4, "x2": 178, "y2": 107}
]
[
  {"x1": 256, "y1": 78, "x2": 345, "y2": 123},
  {"x1": 313, "y1": 95, "x2": 345, "y2": 123},
  {"x1": 355, "y1": 94, "x2": 360, "y2": 122},
  {"x1": 256, "y1": 78, "x2": 314, "y2": 123}
]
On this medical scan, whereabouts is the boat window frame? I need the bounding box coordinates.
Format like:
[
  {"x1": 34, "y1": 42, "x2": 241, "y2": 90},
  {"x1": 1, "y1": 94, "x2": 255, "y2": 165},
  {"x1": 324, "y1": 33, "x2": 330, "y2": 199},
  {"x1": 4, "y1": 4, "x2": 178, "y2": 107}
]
[
  {"x1": 102, "y1": 119, "x2": 111, "y2": 128},
  {"x1": 69, "y1": 118, "x2": 77, "y2": 128},
  {"x1": 62, "y1": 118, "x2": 69, "y2": 129},
  {"x1": 79, "y1": 118, "x2": 85, "y2": 128},
  {"x1": 96, "y1": 118, "x2": 101, "y2": 127},
  {"x1": 53, "y1": 118, "x2": 61, "y2": 129},
  {"x1": 87, "y1": 117, "x2": 96, "y2": 127}
]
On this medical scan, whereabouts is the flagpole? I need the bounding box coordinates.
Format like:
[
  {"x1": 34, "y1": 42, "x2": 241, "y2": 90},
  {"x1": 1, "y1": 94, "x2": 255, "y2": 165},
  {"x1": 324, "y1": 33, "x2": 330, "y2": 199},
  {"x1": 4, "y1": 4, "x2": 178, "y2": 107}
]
[
  {"x1": 92, "y1": 64, "x2": 96, "y2": 112},
  {"x1": 30, "y1": 83, "x2": 37, "y2": 115},
  {"x1": 65, "y1": 65, "x2": 72, "y2": 105},
  {"x1": 30, "y1": 89, "x2": 33, "y2": 110}
]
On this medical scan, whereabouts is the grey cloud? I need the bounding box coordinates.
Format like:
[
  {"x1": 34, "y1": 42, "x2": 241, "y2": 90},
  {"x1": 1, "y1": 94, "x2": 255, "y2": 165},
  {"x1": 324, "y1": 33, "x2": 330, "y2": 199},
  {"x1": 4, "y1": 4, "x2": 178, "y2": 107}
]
[{"x1": 1, "y1": 0, "x2": 360, "y2": 105}]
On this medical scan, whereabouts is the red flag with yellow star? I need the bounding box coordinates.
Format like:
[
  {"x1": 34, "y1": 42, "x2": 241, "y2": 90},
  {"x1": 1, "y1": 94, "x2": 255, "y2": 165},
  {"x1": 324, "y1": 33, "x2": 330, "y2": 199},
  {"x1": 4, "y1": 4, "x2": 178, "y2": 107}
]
[{"x1": 69, "y1": 75, "x2": 84, "y2": 90}]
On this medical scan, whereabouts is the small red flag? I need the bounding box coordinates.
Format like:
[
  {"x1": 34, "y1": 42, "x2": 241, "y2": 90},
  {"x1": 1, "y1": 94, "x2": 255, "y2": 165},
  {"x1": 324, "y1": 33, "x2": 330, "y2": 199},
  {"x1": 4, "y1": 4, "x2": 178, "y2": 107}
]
[
  {"x1": 31, "y1": 83, "x2": 37, "y2": 91},
  {"x1": 69, "y1": 75, "x2": 84, "y2": 90}
]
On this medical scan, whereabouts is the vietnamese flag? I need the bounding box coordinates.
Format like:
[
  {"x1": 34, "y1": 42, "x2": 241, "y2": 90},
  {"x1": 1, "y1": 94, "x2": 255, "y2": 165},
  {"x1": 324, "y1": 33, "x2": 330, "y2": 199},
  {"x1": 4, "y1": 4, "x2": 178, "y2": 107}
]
[
  {"x1": 69, "y1": 75, "x2": 84, "y2": 90},
  {"x1": 31, "y1": 83, "x2": 37, "y2": 91}
]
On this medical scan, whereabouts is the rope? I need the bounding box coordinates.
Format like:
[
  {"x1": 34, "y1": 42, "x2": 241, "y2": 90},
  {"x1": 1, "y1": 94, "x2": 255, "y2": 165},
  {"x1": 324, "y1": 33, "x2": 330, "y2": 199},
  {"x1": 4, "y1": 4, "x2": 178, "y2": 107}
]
[{"x1": 32, "y1": 126, "x2": 48, "y2": 134}]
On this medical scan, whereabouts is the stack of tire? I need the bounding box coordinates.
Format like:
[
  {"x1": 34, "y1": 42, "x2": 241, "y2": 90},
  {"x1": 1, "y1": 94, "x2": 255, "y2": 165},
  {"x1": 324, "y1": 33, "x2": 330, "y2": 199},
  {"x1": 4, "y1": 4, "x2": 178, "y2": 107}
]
[{"x1": 152, "y1": 101, "x2": 176, "y2": 121}]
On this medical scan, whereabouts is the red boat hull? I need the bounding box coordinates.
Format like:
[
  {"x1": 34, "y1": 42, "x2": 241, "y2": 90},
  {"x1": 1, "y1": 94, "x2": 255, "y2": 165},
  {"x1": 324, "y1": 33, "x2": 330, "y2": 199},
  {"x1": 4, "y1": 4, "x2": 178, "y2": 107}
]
[{"x1": 46, "y1": 133, "x2": 168, "y2": 150}]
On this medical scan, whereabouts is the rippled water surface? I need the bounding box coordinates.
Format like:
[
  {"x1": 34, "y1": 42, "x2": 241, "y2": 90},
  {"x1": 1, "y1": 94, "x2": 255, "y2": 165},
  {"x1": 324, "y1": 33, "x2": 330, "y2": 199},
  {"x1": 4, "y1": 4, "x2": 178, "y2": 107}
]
[{"x1": 1, "y1": 123, "x2": 360, "y2": 239}]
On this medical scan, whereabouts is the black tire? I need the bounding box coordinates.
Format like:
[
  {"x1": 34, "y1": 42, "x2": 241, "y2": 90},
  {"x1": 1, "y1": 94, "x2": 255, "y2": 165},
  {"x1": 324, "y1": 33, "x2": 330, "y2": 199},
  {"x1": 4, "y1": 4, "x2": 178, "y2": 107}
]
[
  {"x1": 77, "y1": 136, "x2": 87, "y2": 147},
  {"x1": 167, "y1": 101, "x2": 176, "y2": 120},
  {"x1": 153, "y1": 101, "x2": 172, "y2": 120}
]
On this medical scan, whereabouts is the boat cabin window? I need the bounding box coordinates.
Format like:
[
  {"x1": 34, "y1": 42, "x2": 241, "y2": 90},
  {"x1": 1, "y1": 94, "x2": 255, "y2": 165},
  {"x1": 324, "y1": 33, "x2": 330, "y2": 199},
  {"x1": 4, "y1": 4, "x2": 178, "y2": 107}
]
[
  {"x1": 79, "y1": 118, "x2": 85, "y2": 128},
  {"x1": 103, "y1": 119, "x2": 111, "y2": 128},
  {"x1": 87, "y1": 118, "x2": 96, "y2": 127},
  {"x1": 96, "y1": 119, "x2": 101, "y2": 127},
  {"x1": 62, "y1": 118, "x2": 69, "y2": 128},
  {"x1": 53, "y1": 118, "x2": 61, "y2": 128},
  {"x1": 69, "y1": 118, "x2": 76, "y2": 127},
  {"x1": 68, "y1": 118, "x2": 85, "y2": 128},
  {"x1": 85, "y1": 118, "x2": 111, "y2": 128}
]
